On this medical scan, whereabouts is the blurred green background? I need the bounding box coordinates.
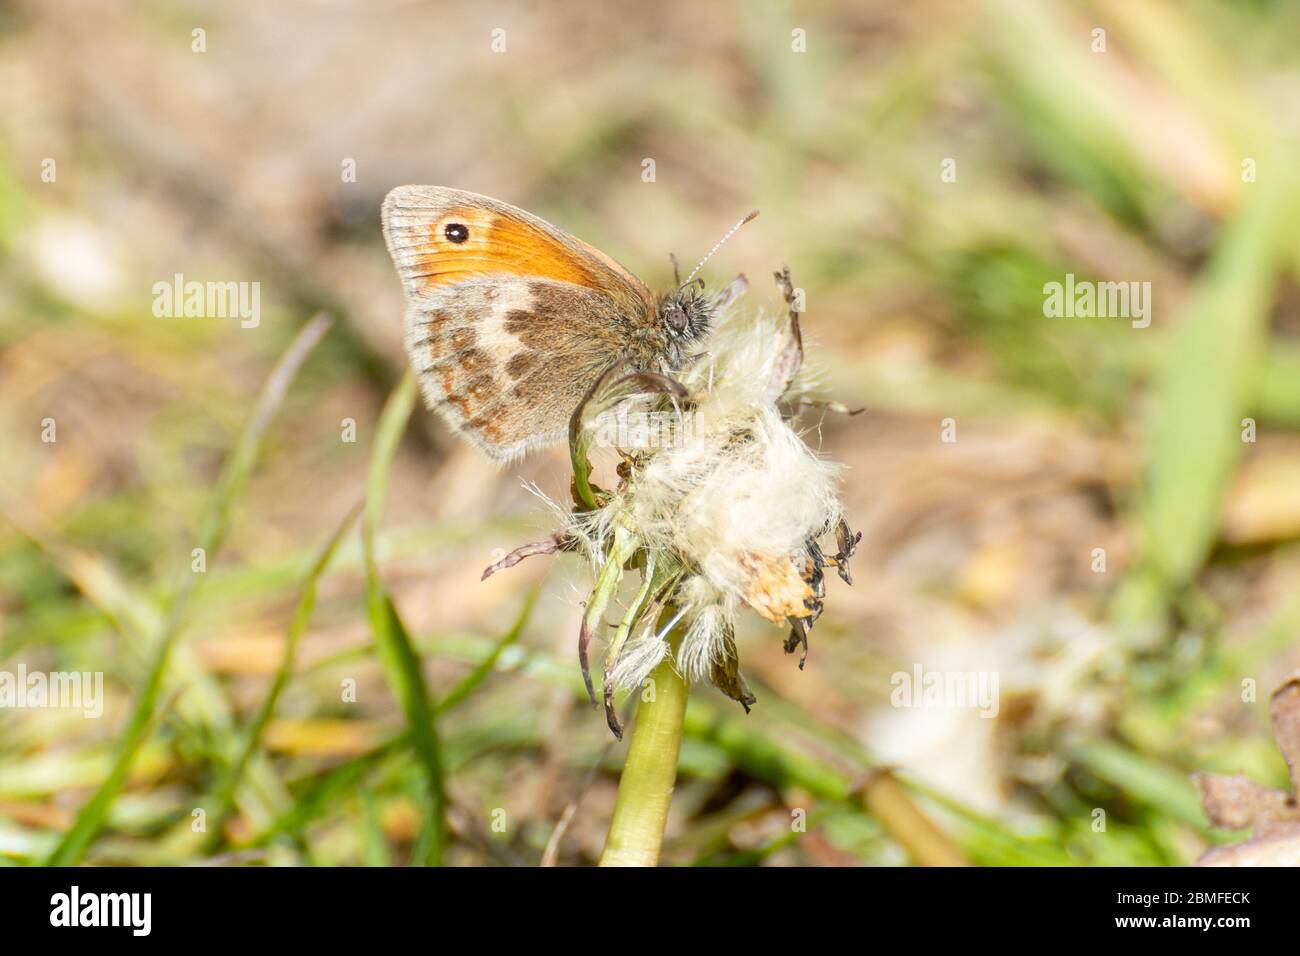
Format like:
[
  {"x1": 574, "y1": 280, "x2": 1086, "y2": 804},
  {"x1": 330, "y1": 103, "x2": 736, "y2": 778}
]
[{"x1": 2, "y1": 0, "x2": 1300, "y2": 866}]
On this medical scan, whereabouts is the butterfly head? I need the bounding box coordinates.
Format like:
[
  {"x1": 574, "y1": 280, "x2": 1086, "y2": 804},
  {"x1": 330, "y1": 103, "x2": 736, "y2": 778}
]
[
  {"x1": 662, "y1": 279, "x2": 713, "y2": 343},
  {"x1": 660, "y1": 209, "x2": 758, "y2": 349},
  {"x1": 658, "y1": 209, "x2": 759, "y2": 356}
]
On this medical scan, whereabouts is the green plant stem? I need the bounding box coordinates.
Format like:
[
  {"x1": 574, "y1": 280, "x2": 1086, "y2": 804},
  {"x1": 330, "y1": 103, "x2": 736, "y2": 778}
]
[{"x1": 599, "y1": 643, "x2": 691, "y2": 867}]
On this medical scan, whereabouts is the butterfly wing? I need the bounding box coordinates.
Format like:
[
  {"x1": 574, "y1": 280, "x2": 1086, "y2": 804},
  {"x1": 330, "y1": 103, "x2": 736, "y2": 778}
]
[
  {"x1": 382, "y1": 186, "x2": 657, "y2": 460},
  {"x1": 403, "y1": 276, "x2": 634, "y2": 460}
]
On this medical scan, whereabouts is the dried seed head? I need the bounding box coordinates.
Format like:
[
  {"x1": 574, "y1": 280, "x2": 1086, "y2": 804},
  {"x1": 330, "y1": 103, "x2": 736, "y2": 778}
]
[{"x1": 494, "y1": 270, "x2": 857, "y2": 729}]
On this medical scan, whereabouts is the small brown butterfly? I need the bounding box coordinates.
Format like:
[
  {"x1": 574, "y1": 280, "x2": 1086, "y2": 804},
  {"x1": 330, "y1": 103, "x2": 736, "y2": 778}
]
[{"x1": 381, "y1": 186, "x2": 754, "y2": 460}]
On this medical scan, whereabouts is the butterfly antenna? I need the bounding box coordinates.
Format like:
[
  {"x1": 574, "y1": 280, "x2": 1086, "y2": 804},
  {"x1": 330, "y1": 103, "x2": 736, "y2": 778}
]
[{"x1": 682, "y1": 210, "x2": 759, "y2": 287}]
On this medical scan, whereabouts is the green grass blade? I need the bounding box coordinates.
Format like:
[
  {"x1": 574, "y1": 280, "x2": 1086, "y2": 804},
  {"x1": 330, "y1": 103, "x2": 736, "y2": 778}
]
[
  {"x1": 1071, "y1": 741, "x2": 1207, "y2": 829},
  {"x1": 437, "y1": 589, "x2": 537, "y2": 713},
  {"x1": 1121, "y1": 168, "x2": 1299, "y2": 623},
  {"x1": 255, "y1": 738, "x2": 404, "y2": 849},
  {"x1": 250, "y1": 592, "x2": 536, "y2": 848},
  {"x1": 361, "y1": 369, "x2": 448, "y2": 866},
  {"x1": 202, "y1": 499, "x2": 362, "y2": 853},
  {"x1": 44, "y1": 313, "x2": 333, "y2": 866}
]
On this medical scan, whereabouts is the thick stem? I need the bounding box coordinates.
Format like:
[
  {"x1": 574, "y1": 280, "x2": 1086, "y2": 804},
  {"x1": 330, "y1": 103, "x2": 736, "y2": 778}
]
[{"x1": 599, "y1": 651, "x2": 690, "y2": 867}]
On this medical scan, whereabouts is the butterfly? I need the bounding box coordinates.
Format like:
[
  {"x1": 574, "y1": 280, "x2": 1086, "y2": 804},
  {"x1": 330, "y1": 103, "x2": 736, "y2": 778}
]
[{"x1": 381, "y1": 186, "x2": 754, "y2": 461}]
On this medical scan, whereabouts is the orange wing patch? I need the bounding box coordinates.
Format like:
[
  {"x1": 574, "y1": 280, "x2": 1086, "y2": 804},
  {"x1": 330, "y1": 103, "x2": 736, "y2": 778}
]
[
  {"x1": 416, "y1": 206, "x2": 603, "y2": 291},
  {"x1": 382, "y1": 186, "x2": 655, "y2": 315}
]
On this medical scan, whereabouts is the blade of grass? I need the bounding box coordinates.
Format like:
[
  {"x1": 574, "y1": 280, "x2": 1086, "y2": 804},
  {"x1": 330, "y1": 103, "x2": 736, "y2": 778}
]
[
  {"x1": 362, "y1": 792, "x2": 394, "y2": 867},
  {"x1": 43, "y1": 313, "x2": 333, "y2": 866},
  {"x1": 201, "y1": 500, "x2": 362, "y2": 853},
  {"x1": 1071, "y1": 740, "x2": 1207, "y2": 829},
  {"x1": 361, "y1": 369, "x2": 447, "y2": 866},
  {"x1": 0, "y1": 503, "x2": 154, "y2": 644},
  {"x1": 1256, "y1": 344, "x2": 1300, "y2": 427},
  {"x1": 681, "y1": 703, "x2": 969, "y2": 866},
  {"x1": 251, "y1": 591, "x2": 536, "y2": 848},
  {"x1": 436, "y1": 589, "x2": 537, "y2": 713},
  {"x1": 1115, "y1": 160, "x2": 1299, "y2": 628}
]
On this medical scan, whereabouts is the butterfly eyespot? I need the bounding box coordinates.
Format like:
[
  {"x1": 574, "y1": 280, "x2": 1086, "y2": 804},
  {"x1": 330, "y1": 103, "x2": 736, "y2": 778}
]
[{"x1": 444, "y1": 223, "x2": 470, "y2": 243}]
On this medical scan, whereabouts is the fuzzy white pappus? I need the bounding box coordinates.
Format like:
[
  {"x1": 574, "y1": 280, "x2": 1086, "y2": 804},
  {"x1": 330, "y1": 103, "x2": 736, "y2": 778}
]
[{"x1": 567, "y1": 299, "x2": 853, "y2": 704}]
